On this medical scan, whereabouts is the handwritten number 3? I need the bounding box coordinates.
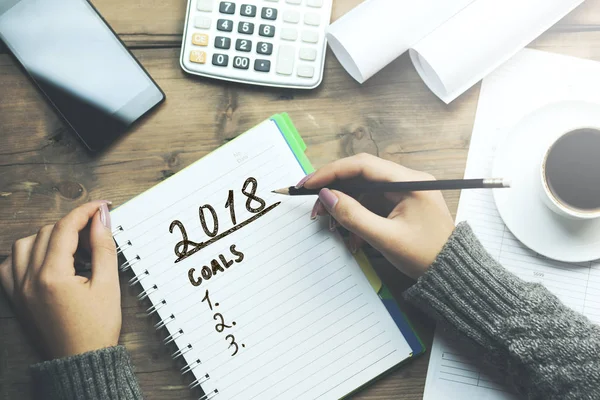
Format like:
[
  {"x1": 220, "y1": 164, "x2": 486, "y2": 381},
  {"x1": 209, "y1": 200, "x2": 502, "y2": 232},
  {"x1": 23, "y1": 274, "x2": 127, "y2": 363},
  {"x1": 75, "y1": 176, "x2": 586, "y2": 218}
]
[{"x1": 226, "y1": 334, "x2": 239, "y2": 356}]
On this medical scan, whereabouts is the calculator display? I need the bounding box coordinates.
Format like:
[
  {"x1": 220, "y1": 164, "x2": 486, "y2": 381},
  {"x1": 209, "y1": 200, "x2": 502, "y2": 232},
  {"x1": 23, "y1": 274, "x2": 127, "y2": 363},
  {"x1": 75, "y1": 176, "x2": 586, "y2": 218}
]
[{"x1": 0, "y1": 0, "x2": 164, "y2": 151}]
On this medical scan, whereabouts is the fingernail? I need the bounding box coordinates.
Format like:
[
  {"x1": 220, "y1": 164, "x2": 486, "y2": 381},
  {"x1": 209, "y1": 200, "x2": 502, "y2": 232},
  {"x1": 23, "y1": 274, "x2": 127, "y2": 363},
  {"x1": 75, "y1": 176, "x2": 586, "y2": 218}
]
[
  {"x1": 310, "y1": 199, "x2": 321, "y2": 220},
  {"x1": 318, "y1": 188, "x2": 338, "y2": 212},
  {"x1": 329, "y1": 215, "x2": 337, "y2": 232},
  {"x1": 295, "y1": 173, "x2": 315, "y2": 189},
  {"x1": 99, "y1": 203, "x2": 112, "y2": 230}
]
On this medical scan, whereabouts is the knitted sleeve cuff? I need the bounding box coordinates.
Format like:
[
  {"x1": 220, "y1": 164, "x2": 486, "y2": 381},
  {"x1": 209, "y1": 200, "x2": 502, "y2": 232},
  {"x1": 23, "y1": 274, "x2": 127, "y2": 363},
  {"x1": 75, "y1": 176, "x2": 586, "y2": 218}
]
[
  {"x1": 30, "y1": 345, "x2": 144, "y2": 400},
  {"x1": 403, "y1": 222, "x2": 547, "y2": 349}
]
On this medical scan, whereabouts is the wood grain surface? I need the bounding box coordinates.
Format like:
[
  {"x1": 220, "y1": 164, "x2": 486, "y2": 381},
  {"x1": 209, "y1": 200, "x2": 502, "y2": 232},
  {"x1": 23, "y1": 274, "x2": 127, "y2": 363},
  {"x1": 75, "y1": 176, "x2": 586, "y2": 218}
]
[{"x1": 1, "y1": 0, "x2": 599, "y2": 398}]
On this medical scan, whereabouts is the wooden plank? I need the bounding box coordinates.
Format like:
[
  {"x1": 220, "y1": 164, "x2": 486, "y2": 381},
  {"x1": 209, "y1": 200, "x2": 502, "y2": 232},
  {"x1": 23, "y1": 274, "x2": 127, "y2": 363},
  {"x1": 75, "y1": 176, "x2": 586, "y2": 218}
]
[
  {"x1": 0, "y1": 46, "x2": 478, "y2": 250},
  {"x1": 0, "y1": 0, "x2": 598, "y2": 55},
  {"x1": 0, "y1": 44, "x2": 452, "y2": 398}
]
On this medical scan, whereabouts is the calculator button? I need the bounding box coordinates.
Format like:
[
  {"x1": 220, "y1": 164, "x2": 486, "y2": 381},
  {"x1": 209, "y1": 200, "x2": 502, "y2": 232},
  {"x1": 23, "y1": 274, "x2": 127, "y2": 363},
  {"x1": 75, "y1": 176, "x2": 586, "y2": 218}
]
[
  {"x1": 254, "y1": 59, "x2": 271, "y2": 72},
  {"x1": 307, "y1": 0, "x2": 323, "y2": 7},
  {"x1": 259, "y1": 24, "x2": 275, "y2": 37},
  {"x1": 299, "y1": 47, "x2": 316, "y2": 61},
  {"x1": 261, "y1": 7, "x2": 278, "y2": 20},
  {"x1": 301, "y1": 30, "x2": 319, "y2": 43},
  {"x1": 212, "y1": 53, "x2": 229, "y2": 66},
  {"x1": 238, "y1": 21, "x2": 255, "y2": 34},
  {"x1": 236, "y1": 39, "x2": 252, "y2": 52},
  {"x1": 215, "y1": 36, "x2": 231, "y2": 49},
  {"x1": 276, "y1": 45, "x2": 295, "y2": 75},
  {"x1": 192, "y1": 33, "x2": 209, "y2": 46},
  {"x1": 197, "y1": 0, "x2": 213, "y2": 12},
  {"x1": 304, "y1": 12, "x2": 320, "y2": 26},
  {"x1": 219, "y1": 1, "x2": 235, "y2": 14},
  {"x1": 281, "y1": 28, "x2": 298, "y2": 41},
  {"x1": 283, "y1": 10, "x2": 300, "y2": 23},
  {"x1": 257, "y1": 42, "x2": 273, "y2": 55},
  {"x1": 233, "y1": 56, "x2": 250, "y2": 69},
  {"x1": 240, "y1": 4, "x2": 257, "y2": 17},
  {"x1": 190, "y1": 50, "x2": 207, "y2": 64},
  {"x1": 217, "y1": 19, "x2": 233, "y2": 32},
  {"x1": 194, "y1": 16, "x2": 212, "y2": 29},
  {"x1": 297, "y1": 65, "x2": 314, "y2": 78},
  {"x1": 286, "y1": 0, "x2": 301, "y2": 4}
]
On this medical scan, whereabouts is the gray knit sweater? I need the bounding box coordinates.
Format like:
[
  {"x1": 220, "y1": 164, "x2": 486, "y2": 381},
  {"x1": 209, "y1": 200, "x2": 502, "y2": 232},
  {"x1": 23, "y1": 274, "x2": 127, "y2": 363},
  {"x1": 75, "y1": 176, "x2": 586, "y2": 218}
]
[{"x1": 30, "y1": 222, "x2": 600, "y2": 399}]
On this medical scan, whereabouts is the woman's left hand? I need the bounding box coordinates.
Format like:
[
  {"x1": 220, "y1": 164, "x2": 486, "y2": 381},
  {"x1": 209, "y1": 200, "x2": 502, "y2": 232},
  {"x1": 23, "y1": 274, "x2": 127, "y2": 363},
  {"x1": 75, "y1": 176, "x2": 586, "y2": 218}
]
[{"x1": 0, "y1": 201, "x2": 121, "y2": 360}]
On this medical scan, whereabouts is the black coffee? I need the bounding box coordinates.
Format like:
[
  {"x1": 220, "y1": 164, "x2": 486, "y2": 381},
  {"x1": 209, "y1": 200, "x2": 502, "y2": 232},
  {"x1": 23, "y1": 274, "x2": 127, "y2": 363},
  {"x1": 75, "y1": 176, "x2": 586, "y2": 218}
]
[{"x1": 544, "y1": 128, "x2": 600, "y2": 211}]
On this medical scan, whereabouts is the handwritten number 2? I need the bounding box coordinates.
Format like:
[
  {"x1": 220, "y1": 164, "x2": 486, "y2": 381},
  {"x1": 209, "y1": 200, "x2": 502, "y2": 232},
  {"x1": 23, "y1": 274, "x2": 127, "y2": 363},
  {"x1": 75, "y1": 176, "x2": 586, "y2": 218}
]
[
  {"x1": 169, "y1": 220, "x2": 199, "y2": 259},
  {"x1": 214, "y1": 313, "x2": 233, "y2": 332},
  {"x1": 242, "y1": 177, "x2": 266, "y2": 213},
  {"x1": 226, "y1": 334, "x2": 239, "y2": 356}
]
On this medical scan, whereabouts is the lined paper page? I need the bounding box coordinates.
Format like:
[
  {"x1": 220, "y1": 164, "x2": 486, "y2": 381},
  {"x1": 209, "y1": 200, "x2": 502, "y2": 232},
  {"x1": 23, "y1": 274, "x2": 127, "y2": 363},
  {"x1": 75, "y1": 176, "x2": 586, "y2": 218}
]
[
  {"x1": 423, "y1": 49, "x2": 600, "y2": 400},
  {"x1": 111, "y1": 119, "x2": 412, "y2": 400}
]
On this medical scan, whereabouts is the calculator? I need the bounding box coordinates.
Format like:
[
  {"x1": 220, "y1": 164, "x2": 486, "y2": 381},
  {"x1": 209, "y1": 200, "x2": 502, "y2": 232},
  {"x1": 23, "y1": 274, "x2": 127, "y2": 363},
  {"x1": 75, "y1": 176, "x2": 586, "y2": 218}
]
[{"x1": 180, "y1": 0, "x2": 333, "y2": 89}]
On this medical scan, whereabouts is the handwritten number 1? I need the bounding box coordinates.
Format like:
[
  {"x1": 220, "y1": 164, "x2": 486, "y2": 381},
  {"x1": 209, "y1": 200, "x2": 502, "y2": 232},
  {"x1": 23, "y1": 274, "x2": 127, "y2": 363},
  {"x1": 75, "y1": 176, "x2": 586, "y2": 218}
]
[
  {"x1": 226, "y1": 334, "x2": 239, "y2": 356},
  {"x1": 225, "y1": 190, "x2": 237, "y2": 225},
  {"x1": 202, "y1": 290, "x2": 213, "y2": 311}
]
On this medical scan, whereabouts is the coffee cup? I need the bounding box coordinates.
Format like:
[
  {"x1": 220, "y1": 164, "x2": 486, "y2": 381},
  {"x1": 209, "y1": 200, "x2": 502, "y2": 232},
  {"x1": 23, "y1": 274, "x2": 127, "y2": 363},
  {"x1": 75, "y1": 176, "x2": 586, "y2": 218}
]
[{"x1": 539, "y1": 127, "x2": 600, "y2": 220}]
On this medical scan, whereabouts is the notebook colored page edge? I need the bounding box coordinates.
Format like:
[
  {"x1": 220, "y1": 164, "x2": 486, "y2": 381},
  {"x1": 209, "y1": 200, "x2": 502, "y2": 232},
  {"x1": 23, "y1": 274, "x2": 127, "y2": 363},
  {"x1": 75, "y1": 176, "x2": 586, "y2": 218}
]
[{"x1": 270, "y1": 113, "x2": 426, "y2": 357}]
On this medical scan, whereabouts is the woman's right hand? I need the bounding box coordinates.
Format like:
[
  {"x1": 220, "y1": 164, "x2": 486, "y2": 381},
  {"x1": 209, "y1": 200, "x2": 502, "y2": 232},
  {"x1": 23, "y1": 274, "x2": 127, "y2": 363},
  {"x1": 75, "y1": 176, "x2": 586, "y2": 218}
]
[{"x1": 301, "y1": 153, "x2": 455, "y2": 279}]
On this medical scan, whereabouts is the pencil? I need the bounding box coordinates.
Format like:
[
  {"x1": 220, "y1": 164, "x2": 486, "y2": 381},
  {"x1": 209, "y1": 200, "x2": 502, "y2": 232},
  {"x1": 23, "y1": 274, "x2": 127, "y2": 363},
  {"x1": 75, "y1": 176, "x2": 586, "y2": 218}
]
[{"x1": 272, "y1": 178, "x2": 511, "y2": 196}]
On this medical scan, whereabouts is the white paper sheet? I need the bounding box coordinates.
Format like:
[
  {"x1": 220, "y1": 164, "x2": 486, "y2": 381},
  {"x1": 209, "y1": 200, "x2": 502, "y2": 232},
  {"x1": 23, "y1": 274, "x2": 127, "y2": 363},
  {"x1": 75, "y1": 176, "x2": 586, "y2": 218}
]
[
  {"x1": 423, "y1": 48, "x2": 600, "y2": 399},
  {"x1": 327, "y1": 0, "x2": 584, "y2": 103},
  {"x1": 111, "y1": 120, "x2": 413, "y2": 400}
]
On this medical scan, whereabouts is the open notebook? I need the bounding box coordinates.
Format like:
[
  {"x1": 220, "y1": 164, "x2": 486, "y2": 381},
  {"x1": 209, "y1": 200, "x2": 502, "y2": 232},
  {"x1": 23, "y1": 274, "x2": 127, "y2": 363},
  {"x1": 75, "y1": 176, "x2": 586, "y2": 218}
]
[{"x1": 111, "y1": 114, "x2": 425, "y2": 400}]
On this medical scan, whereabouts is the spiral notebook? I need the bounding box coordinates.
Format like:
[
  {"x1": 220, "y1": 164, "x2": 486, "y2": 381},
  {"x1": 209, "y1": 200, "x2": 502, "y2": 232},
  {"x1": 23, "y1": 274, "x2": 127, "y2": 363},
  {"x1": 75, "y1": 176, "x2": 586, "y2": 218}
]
[{"x1": 111, "y1": 114, "x2": 425, "y2": 400}]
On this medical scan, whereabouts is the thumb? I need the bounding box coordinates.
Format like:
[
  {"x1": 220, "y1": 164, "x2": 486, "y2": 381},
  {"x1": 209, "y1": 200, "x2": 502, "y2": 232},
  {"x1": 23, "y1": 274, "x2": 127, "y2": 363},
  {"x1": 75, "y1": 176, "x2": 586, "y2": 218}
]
[
  {"x1": 89, "y1": 203, "x2": 118, "y2": 286},
  {"x1": 319, "y1": 189, "x2": 392, "y2": 250}
]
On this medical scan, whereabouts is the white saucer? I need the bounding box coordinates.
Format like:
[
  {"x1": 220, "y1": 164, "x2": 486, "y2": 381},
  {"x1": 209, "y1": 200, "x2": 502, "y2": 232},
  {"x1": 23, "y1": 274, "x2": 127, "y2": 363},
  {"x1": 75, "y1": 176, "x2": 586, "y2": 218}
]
[{"x1": 492, "y1": 101, "x2": 600, "y2": 263}]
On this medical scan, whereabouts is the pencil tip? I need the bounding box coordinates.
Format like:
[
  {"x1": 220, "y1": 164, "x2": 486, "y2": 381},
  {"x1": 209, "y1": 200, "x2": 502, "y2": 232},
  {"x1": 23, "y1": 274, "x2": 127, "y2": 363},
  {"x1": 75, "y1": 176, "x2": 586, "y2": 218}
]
[{"x1": 272, "y1": 188, "x2": 289, "y2": 195}]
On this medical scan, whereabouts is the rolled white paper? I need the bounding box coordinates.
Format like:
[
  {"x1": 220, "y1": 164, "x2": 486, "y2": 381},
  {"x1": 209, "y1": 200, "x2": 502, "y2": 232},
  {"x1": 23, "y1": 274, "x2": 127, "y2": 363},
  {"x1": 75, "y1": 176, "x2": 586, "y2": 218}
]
[
  {"x1": 326, "y1": 0, "x2": 584, "y2": 103},
  {"x1": 410, "y1": 0, "x2": 584, "y2": 103},
  {"x1": 326, "y1": 0, "x2": 473, "y2": 84}
]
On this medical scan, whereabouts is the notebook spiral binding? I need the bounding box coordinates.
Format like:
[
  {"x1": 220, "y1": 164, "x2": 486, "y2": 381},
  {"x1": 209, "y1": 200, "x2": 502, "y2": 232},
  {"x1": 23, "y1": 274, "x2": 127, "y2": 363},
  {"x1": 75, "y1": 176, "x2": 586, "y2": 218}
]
[{"x1": 116, "y1": 226, "x2": 220, "y2": 399}]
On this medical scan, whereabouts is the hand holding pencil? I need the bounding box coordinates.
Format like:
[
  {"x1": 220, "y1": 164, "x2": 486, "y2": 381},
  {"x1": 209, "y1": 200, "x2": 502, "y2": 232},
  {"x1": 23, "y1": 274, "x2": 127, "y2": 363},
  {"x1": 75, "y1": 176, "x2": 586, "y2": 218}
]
[{"x1": 288, "y1": 153, "x2": 458, "y2": 279}]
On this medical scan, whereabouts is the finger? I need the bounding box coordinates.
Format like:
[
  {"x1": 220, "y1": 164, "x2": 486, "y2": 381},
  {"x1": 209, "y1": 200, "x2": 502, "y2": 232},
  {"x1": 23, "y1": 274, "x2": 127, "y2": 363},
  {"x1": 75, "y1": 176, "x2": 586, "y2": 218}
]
[
  {"x1": 44, "y1": 200, "x2": 111, "y2": 276},
  {"x1": 315, "y1": 201, "x2": 328, "y2": 217},
  {"x1": 348, "y1": 233, "x2": 365, "y2": 254},
  {"x1": 89, "y1": 204, "x2": 118, "y2": 287},
  {"x1": 0, "y1": 256, "x2": 15, "y2": 299},
  {"x1": 27, "y1": 225, "x2": 54, "y2": 276},
  {"x1": 12, "y1": 235, "x2": 36, "y2": 290},
  {"x1": 318, "y1": 188, "x2": 394, "y2": 251},
  {"x1": 305, "y1": 153, "x2": 427, "y2": 189}
]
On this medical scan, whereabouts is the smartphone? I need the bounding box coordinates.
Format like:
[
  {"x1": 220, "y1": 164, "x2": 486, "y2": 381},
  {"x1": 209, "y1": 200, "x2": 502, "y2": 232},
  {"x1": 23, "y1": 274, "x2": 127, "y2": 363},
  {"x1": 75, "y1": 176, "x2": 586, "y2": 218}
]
[{"x1": 0, "y1": 0, "x2": 165, "y2": 151}]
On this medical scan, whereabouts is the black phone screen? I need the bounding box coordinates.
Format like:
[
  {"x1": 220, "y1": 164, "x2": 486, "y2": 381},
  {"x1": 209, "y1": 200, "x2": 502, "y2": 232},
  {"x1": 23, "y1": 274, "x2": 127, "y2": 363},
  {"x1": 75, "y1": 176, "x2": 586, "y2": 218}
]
[{"x1": 0, "y1": 0, "x2": 165, "y2": 151}]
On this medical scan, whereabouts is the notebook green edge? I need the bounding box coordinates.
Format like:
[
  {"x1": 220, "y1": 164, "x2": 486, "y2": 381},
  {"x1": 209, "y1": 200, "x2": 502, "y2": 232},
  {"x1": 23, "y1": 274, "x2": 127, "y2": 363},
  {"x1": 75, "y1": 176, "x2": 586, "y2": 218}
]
[{"x1": 271, "y1": 113, "x2": 426, "y2": 395}]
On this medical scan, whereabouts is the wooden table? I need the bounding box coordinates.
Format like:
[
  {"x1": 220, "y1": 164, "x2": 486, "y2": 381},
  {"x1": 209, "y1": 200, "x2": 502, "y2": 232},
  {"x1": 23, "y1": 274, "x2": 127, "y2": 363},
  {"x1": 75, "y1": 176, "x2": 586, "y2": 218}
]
[{"x1": 1, "y1": 1, "x2": 599, "y2": 398}]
